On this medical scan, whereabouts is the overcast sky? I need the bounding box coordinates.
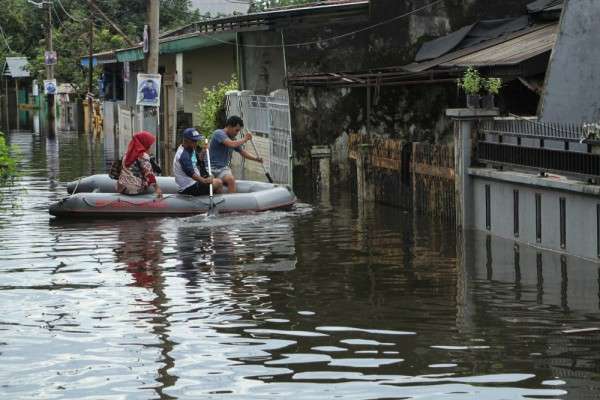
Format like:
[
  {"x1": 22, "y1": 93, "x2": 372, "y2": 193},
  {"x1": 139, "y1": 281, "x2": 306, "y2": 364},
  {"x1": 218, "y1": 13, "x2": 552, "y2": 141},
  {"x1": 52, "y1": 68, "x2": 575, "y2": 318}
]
[{"x1": 190, "y1": 0, "x2": 250, "y2": 14}]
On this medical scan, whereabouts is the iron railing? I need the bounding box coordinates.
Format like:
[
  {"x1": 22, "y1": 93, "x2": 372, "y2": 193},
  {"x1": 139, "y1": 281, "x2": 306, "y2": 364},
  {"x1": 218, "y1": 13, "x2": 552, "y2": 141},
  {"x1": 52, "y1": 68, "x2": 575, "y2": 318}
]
[{"x1": 478, "y1": 117, "x2": 600, "y2": 180}]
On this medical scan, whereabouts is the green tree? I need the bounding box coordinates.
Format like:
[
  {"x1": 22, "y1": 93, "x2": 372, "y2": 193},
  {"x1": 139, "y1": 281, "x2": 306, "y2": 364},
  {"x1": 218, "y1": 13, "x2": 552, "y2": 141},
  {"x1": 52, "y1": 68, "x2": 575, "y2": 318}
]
[{"x1": 1, "y1": 0, "x2": 199, "y2": 98}]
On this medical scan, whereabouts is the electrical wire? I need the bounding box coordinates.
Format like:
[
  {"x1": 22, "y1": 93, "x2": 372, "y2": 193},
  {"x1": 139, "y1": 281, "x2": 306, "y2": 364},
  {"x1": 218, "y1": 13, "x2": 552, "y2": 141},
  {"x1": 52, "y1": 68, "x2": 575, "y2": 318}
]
[
  {"x1": 55, "y1": 0, "x2": 86, "y2": 23},
  {"x1": 191, "y1": 0, "x2": 445, "y2": 48},
  {"x1": 0, "y1": 23, "x2": 13, "y2": 52}
]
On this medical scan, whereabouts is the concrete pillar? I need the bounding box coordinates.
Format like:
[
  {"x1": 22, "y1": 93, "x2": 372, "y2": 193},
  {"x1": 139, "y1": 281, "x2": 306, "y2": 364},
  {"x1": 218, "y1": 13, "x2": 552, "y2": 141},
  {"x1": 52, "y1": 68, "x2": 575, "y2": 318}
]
[
  {"x1": 446, "y1": 109, "x2": 498, "y2": 231},
  {"x1": 311, "y1": 145, "x2": 332, "y2": 197},
  {"x1": 356, "y1": 143, "x2": 374, "y2": 202}
]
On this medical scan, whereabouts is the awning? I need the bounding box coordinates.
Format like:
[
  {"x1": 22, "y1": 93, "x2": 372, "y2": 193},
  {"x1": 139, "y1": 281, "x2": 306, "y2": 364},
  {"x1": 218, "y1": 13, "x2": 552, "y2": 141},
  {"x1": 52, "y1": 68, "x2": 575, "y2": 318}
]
[
  {"x1": 81, "y1": 51, "x2": 117, "y2": 68},
  {"x1": 115, "y1": 32, "x2": 236, "y2": 63},
  {"x1": 439, "y1": 23, "x2": 558, "y2": 68},
  {"x1": 2, "y1": 57, "x2": 30, "y2": 78},
  {"x1": 404, "y1": 23, "x2": 558, "y2": 73}
]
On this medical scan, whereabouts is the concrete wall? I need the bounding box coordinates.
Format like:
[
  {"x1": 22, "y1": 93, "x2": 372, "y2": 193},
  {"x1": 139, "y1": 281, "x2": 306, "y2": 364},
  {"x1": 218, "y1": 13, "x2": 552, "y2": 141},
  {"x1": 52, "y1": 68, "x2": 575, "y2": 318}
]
[
  {"x1": 469, "y1": 169, "x2": 600, "y2": 261},
  {"x1": 282, "y1": 0, "x2": 534, "y2": 181},
  {"x1": 181, "y1": 45, "x2": 236, "y2": 125},
  {"x1": 540, "y1": 0, "x2": 600, "y2": 122},
  {"x1": 239, "y1": 31, "x2": 286, "y2": 95}
]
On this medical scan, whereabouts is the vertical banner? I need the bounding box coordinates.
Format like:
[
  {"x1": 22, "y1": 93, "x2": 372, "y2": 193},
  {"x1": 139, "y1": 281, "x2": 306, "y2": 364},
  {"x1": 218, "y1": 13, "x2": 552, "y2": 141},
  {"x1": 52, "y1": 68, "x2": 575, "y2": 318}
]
[{"x1": 123, "y1": 61, "x2": 130, "y2": 83}]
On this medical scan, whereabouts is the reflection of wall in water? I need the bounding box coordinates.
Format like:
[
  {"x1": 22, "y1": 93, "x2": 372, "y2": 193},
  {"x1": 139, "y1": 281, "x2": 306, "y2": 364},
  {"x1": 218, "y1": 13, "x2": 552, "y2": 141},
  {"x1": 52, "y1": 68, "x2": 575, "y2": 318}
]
[{"x1": 464, "y1": 231, "x2": 600, "y2": 398}]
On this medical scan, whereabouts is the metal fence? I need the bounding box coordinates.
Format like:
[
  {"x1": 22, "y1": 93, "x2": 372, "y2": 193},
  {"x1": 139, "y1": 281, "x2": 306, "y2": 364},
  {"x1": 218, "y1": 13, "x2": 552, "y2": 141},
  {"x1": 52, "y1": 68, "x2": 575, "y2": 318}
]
[
  {"x1": 478, "y1": 117, "x2": 600, "y2": 180},
  {"x1": 225, "y1": 90, "x2": 293, "y2": 186}
]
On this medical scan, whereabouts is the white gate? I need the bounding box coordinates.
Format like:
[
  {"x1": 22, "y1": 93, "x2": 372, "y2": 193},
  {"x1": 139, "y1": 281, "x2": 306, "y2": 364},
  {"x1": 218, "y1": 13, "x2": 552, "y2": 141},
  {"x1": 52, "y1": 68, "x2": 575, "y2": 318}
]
[{"x1": 225, "y1": 90, "x2": 293, "y2": 186}]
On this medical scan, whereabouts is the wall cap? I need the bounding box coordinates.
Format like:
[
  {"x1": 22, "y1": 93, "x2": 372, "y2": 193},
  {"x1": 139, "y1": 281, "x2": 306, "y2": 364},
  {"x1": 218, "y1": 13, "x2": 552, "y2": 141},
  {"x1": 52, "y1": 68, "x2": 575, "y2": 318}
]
[
  {"x1": 446, "y1": 108, "x2": 499, "y2": 119},
  {"x1": 469, "y1": 167, "x2": 600, "y2": 196}
]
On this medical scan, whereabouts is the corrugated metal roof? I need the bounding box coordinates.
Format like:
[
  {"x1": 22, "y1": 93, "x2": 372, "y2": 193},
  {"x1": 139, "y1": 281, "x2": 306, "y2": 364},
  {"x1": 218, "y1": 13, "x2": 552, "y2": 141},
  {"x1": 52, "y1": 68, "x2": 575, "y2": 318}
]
[
  {"x1": 440, "y1": 23, "x2": 558, "y2": 67},
  {"x1": 403, "y1": 23, "x2": 558, "y2": 73},
  {"x1": 2, "y1": 57, "x2": 30, "y2": 78}
]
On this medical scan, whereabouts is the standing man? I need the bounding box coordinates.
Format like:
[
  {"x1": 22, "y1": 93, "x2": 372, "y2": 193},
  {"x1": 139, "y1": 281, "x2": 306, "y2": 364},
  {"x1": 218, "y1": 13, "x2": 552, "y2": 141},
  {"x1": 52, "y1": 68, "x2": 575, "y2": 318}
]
[
  {"x1": 206, "y1": 116, "x2": 263, "y2": 193},
  {"x1": 173, "y1": 128, "x2": 223, "y2": 195}
]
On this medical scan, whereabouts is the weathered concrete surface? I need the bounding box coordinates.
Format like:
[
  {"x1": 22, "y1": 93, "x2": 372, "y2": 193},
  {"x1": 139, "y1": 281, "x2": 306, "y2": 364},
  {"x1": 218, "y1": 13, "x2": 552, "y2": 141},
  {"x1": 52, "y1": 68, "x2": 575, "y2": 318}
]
[
  {"x1": 239, "y1": 31, "x2": 286, "y2": 95},
  {"x1": 470, "y1": 168, "x2": 600, "y2": 261},
  {"x1": 285, "y1": 0, "x2": 534, "y2": 182},
  {"x1": 540, "y1": 0, "x2": 600, "y2": 122}
]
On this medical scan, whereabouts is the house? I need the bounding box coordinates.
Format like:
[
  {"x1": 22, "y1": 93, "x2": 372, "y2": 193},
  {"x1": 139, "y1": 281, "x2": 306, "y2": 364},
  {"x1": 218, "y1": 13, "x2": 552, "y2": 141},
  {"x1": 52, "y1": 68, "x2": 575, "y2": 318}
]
[{"x1": 1, "y1": 57, "x2": 32, "y2": 132}]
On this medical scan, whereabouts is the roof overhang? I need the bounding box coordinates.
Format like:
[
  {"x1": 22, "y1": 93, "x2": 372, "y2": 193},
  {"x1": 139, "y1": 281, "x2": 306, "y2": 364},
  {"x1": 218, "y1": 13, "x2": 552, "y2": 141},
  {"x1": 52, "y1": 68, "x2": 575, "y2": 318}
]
[
  {"x1": 2, "y1": 57, "x2": 30, "y2": 78},
  {"x1": 162, "y1": 0, "x2": 370, "y2": 38},
  {"x1": 115, "y1": 31, "x2": 236, "y2": 63}
]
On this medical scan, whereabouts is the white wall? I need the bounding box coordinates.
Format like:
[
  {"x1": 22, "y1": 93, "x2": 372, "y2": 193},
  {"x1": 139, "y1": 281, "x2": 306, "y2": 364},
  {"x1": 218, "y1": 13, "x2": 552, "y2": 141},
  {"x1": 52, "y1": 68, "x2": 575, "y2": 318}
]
[{"x1": 181, "y1": 45, "x2": 237, "y2": 126}]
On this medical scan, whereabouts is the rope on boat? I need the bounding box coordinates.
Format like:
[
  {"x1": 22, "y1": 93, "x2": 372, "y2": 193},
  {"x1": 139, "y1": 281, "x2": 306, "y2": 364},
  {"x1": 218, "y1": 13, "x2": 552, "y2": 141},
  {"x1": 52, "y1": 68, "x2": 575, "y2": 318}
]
[{"x1": 81, "y1": 195, "x2": 174, "y2": 208}]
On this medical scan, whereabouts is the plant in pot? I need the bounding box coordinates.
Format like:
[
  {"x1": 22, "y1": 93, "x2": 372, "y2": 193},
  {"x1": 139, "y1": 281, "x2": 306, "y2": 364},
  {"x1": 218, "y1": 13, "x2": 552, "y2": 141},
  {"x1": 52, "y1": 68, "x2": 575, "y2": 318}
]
[
  {"x1": 457, "y1": 67, "x2": 482, "y2": 108},
  {"x1": 482, "y1": 77, "x2": 502, "y2": 109}
]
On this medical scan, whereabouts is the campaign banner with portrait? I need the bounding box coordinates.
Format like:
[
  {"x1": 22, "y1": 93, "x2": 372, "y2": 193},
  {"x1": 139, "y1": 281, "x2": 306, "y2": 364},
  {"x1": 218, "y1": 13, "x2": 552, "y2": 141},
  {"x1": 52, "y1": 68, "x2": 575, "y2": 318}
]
[
  {"x1": 44, "y1": 79, "x2": 57, "y2": 95},
  {"x1": 44, "y1": 51, "x2": 57, "y2": 66},
  {"x1": 136, "y1": 73, "x2": 161, "y2": 107}
]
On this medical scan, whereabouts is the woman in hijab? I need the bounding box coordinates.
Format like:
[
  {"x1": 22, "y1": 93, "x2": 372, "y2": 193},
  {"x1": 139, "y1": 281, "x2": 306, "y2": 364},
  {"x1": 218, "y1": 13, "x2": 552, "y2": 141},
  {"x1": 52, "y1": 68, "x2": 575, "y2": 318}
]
[{"x1": 117, "y1": 131, "x2": 162, "y2": 197}]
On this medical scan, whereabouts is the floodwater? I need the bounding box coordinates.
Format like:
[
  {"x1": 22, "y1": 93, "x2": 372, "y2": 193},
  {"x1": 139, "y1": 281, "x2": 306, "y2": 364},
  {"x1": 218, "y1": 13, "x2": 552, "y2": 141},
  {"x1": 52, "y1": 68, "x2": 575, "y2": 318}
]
[{"x1": 1, "y1": 130, "x2": 599, "y2": 399}]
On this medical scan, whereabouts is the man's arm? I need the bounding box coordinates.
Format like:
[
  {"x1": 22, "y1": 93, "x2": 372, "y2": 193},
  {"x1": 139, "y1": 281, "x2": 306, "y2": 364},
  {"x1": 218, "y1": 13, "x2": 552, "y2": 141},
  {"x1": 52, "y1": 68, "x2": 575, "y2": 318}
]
[
  {"x1": 222, "y1": 132, "x2": 252, "y2": 149},
  {"x1": 180, "y1": 151, "x2": 212, "y2": 184},
  {"x1": 239, "y1": 149, "x2": 263, "y2": 163}
]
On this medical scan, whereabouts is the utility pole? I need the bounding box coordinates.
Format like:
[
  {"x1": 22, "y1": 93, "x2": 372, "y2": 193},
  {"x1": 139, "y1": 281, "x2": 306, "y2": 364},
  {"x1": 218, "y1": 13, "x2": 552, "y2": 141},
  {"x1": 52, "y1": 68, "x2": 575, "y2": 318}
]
[
  {"x1": 147, "y1": 0, "x2": 160, "y2": 74},
  {"x1": 87, "y1": 3, "x2": 94, "y2": 135},
  {"x1": 146, "y1": 0, "x2": 160, "y2": 158},
  {"x1": 45, "y1": 0, "x2": 55, "y2": 137}
]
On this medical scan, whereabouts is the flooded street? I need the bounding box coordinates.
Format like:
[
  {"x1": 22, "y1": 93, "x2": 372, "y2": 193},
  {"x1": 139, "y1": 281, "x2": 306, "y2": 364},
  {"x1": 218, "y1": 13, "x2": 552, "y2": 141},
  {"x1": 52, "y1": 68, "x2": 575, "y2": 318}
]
[{"x1": 1, "y1": 130, "x2": 599, "y2": 399}]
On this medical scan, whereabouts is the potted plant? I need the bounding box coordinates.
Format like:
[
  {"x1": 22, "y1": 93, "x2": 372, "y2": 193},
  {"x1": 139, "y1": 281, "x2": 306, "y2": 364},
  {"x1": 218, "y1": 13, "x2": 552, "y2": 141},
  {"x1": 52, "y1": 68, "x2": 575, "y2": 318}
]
[
  {"x1": 482, "y1": 77, "x2": 502, "y2": 109},
  {"x1": 457, "y1": 67, "x2": 483, "y2": 108},
  {"x1": 582, "y1": 122, "x2": 600, "y2": 154}
]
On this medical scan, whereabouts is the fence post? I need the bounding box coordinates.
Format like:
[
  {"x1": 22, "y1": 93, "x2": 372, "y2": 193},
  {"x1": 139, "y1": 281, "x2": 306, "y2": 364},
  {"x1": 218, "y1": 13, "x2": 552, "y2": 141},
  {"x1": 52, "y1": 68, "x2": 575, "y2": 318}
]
[
  {"x1": 446, "y1": 109, "x2": 498, "y2": 231},
  {"x1": 356, "y1": 143, "x2": 374, "y2": 202},
  {"x1": 311, "y1": 145, "x2": 331, "y2": 191}
]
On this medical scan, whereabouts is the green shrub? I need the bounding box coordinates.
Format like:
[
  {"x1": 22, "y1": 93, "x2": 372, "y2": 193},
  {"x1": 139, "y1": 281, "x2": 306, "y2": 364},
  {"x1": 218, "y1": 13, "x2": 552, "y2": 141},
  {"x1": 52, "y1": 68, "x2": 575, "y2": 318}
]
[
  {"x1": 195, "y1": 75, "x2": 239, "y2": 137},
  {"x1": 0, "y1": 132, "x2": 18, "y2": 183}
]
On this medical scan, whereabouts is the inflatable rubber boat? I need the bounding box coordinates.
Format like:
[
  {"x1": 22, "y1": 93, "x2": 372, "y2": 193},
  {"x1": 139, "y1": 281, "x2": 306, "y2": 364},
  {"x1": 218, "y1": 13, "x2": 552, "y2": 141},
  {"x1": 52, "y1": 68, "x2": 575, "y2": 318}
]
[{"x1": 49, "y1": 174, "x2": 296, "y2": 217}]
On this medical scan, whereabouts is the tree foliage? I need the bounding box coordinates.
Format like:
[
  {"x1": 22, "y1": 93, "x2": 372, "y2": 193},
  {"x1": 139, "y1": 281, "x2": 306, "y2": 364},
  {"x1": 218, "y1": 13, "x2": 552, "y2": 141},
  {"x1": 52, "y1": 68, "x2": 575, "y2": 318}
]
[
  {"x1": 196, "y1": 75, "x2": 238, "y2": 136},
  {"x1": 1, "y1": 0, "x2": 199, "y2": 98}
]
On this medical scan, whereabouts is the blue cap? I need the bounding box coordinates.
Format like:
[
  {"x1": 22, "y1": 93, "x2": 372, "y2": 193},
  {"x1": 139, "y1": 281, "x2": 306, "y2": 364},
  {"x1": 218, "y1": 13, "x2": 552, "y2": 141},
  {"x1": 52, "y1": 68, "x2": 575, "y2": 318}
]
[{"x1": 183, "y1": 128, "x2": 202, "y2": 141}]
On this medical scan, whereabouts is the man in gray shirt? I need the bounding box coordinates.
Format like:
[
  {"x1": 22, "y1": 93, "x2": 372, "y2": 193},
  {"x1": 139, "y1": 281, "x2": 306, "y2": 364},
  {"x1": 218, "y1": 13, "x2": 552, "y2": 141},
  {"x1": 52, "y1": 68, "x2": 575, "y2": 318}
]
[{"x1": 206, "y1": 116, "x2": 263, "y2": 193}]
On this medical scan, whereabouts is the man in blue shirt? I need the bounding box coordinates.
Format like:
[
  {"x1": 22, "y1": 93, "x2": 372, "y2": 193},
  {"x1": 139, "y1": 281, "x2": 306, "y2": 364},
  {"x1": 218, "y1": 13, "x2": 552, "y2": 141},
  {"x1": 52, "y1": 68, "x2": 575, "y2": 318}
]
[
  {"x1": 173, "y1": 128, "x2": 223, "y2": 195},
  {"x1": 138, "y1": 80, "x2": 158, "y2": 104},
  {"x1": 206, "y1": 116, "x2": 263, "y2": 193}
]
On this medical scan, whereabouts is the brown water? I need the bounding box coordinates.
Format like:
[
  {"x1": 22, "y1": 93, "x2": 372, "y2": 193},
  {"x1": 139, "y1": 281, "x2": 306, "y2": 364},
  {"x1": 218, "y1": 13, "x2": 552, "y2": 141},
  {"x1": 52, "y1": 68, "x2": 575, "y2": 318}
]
[{"x1": 1, "y1": 130, "x2": 599, "y2": 399}]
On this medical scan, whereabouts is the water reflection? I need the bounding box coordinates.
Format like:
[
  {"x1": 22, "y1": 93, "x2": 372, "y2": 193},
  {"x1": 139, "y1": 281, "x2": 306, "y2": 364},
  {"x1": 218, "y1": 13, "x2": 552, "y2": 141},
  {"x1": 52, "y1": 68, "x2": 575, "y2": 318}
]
[{"x1": 2, "y1": 130, "x2": 600, "y2": 398}]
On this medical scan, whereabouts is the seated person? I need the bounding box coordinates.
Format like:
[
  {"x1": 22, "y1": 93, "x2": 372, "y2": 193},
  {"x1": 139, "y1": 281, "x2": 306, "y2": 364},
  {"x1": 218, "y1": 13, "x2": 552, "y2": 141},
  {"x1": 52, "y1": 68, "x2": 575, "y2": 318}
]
[
  {"x1": 205, "y1": 115, "x2": 263, "y2": 193},
  {"x1": 173, "y1": 128, "x2": 223, "y2": 195},
  {"x1": 117, "y1": 131, "x2": 162, "y2": 197}
]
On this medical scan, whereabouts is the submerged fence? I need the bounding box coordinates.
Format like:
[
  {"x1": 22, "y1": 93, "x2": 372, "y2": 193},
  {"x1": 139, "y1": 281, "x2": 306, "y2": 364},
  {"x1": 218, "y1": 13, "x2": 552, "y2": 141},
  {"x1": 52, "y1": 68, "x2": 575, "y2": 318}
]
[
  {"x1": 225, "y1": 90, "x2": 293, "y2": 186},
  {"x1": 348, "y1": 133, "x2": 455, "y2": 222}
]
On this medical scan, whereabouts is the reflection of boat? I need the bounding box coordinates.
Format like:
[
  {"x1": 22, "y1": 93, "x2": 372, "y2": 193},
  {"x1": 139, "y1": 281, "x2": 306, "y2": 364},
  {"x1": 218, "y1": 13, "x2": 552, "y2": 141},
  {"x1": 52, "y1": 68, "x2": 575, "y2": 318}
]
[{"x1": 49, "y1": 175, "x2": 296, "y2": 217}]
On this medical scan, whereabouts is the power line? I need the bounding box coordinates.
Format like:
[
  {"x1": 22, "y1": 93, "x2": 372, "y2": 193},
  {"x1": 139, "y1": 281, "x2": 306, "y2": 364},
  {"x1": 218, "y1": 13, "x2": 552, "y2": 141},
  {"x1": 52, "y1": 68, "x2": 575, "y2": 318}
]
[
  {"x1": 0, "y1": 23, "x2": 14, "y2": 52},
  {"x1": 193, "y1": 0, "x2": 445, "y2": 48},
  {"x1": 55, "y1": 0, "x2": 86, "y2": 23}
]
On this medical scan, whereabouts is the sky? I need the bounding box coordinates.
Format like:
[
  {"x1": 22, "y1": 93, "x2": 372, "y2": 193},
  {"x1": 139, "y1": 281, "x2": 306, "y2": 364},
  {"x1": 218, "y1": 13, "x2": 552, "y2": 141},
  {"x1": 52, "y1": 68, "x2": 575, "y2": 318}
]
[{"x1": 190, "y1": 0, "x2": 250, "y2": 15}]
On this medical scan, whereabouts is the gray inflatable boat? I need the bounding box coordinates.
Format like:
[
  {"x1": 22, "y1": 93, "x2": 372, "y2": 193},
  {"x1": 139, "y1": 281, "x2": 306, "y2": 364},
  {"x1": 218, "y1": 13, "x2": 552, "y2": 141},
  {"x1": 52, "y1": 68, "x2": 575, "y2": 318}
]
[{"x1": 50, "y1": 174, "x2": 296, "y2": 217}]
